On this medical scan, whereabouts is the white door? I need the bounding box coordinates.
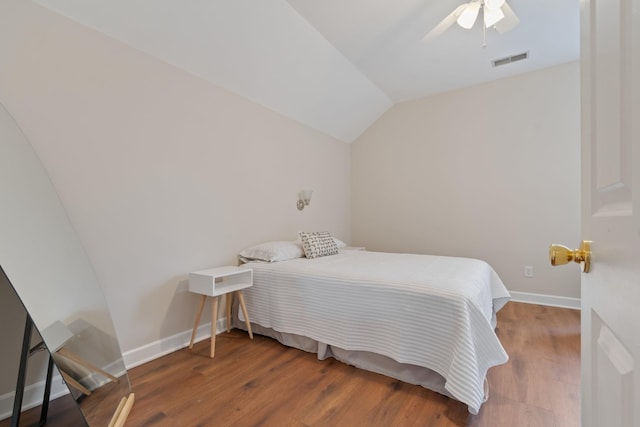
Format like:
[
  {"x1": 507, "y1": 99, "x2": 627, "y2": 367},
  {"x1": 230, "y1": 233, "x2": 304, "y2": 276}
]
[{"x1": 579, "y1": 0, "x2": 640, "y2": 425}]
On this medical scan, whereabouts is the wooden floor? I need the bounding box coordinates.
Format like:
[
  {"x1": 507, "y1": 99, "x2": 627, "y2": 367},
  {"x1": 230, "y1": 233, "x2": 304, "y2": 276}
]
[
  {"x1": 0, "y1": 392, "x2": 87, "y2": 427},
  {"x1": 122, "y1": 301, "x2": 580, "y2": 427}
]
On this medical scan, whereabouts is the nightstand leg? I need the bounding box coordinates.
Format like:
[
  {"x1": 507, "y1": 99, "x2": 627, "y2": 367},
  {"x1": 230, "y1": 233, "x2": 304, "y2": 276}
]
[
  {"x1": 189, "y1": 295, "x2": 207, "y2": 349},
  {"x1": 237, "y1": 290, "x2": 253, "y2": 339},
  {"x1": 59, "y1": 369, "x2": 92, "y2": 395},
  {"x1": 57, "y1": 347, "x2": 119, "y2": 382},
  {"x1": 226, "y1": 293, "x2": 233, "y2": 333},
  {"x1": 210, "y1": 296, "x2": 219, "y2": 358}
]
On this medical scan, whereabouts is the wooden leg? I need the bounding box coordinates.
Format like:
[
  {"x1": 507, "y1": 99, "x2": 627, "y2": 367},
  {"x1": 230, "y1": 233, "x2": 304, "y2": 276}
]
[
  {"x1": 237, "y1": 290, "x2": 253, "y2": 339},
  {"x1": 108, "y1": 393, "x2": 135, "y2": 427},
  {"x1": 57, "y1": 347, "x2": 119, "y2": 382},
  {"x1": 59, "y1": 369, "x2": 92, "y2": 396},
  {"x1": 189, "y1": 295, "x2": 207, "y2": 349},
  {"x1": 226, "y1": 292, "x2": 233, "y2": 333},
  {"x1": 210, "y1": 296, "x2": 219, "y2": 358}
]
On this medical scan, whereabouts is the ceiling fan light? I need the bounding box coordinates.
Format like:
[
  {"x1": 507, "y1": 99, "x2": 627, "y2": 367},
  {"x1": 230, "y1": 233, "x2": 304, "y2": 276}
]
[
  {"x1": 484, "y1": 0, "x2": 505, "y2": 10},
  {"x1": 456, "y1": 2, "x2": 481, "y2": 30},
  {"x1": 484, "y1": 6, "x2": 505, "y2": 27}
]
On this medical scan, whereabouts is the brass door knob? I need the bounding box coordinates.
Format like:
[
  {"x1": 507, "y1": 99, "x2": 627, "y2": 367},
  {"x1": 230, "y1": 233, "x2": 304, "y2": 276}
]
[{"x1": 549, "y1": 240, "x2": 592, "y2": 273}]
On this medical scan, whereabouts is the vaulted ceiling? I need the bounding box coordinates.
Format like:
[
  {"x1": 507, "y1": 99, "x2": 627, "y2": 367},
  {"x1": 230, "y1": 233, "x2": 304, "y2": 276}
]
[{"x1": 32, "y1": 0, "x2": 579, "y2": 142}]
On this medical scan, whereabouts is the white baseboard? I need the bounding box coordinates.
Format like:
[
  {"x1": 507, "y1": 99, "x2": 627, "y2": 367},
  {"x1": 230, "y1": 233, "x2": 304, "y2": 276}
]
[
  {"x1": 509, "y1": 291, "x2": 580, "y2": 310},
  {"x1": 0, "y1": 373, "x2": 70, "y2": 421},
  {"x1": 123, "y1": 318, "x2": 227, "y2": 369}
]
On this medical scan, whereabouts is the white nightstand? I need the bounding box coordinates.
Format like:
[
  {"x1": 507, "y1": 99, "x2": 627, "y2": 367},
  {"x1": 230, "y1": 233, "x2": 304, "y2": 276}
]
[{"x1": 188, "y1": 266, "x2": 253, "y2": 358}]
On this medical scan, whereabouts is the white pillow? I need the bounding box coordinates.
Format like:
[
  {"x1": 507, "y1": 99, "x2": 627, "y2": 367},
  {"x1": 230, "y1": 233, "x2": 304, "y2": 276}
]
[
  {"x1": 239, "y1": 241, "x2": 304, "y2": 263},
  {"x1": 332, "y1": 237, "x2": 347, "y2": 248},
  {"x1": 298, "y1": 231, "x2": 339, "y2": 259}
]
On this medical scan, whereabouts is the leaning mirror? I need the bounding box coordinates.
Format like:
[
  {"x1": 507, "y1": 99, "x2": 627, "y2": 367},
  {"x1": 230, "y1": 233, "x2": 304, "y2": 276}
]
[{"x1": 0, "y1": 102, "x2": 133, "y2": 425}]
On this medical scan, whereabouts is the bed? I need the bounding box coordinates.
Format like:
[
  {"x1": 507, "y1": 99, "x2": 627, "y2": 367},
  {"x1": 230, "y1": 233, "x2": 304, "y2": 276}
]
[{"x1": 233, "y1": 237, "x2": 510, "y2": 414}]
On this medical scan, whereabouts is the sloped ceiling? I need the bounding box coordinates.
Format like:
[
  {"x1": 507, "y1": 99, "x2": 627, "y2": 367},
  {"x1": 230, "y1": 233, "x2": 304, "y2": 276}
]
[
  {"x1": 31, "y1": 0, "x2": 579, "y2": 143},
  {"x1": 288, "y1": 0, "x2": 580, "y2": 102}
]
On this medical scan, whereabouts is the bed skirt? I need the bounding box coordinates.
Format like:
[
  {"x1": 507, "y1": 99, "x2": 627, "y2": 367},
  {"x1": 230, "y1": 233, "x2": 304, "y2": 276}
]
[{"x1": 231, "y1": 303, "x2": 464, "y2": 409}]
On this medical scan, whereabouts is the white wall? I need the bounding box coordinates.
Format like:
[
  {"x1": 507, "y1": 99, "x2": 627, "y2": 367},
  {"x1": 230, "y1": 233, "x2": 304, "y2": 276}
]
[
  {"x1": 351, "y1": 62, "x2": 581, "y2": 299},
  {"x1": 0, "y1": 2, "x2": 351, "y2": 353},
  {"x1": 32, "y1": 0, "x2": 392, "y2": 143}
]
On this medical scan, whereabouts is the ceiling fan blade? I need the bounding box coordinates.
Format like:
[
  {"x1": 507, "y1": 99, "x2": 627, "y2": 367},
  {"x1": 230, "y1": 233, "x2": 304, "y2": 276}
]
[
  {"x1": 494, "y1": 2, "x2": 520, "y2": 33},
  {"x1": 484, "y1": 5, "x2": 504, "y2": 28},
  {"x1": 456, "y1": 2, "x2": 481, "y2": 29},
  {"x1": 423, "y1": 4, "x2": 468, "y2": 43}
]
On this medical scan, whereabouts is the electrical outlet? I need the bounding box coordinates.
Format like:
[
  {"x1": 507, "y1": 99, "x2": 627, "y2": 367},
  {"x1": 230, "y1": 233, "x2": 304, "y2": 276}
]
[{"x1": 524, "y1": 266, "x2": 534, "y2": 278}]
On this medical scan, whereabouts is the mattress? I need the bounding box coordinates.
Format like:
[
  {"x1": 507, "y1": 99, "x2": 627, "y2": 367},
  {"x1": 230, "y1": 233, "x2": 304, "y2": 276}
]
[{"x1": 237, "y1": 250, "x2": 510, "y2": 414}]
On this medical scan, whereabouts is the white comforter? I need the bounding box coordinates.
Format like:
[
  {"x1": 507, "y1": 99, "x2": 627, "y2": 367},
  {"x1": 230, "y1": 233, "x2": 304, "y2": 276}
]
[{"x1": 241, "y1": 250, "x2": 510, "y2": 414}]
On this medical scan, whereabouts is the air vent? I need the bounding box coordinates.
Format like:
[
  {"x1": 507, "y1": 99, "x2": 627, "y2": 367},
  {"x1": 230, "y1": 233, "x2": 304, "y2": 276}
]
[{"x1": 492, "y1": 51, "x2": 529, "y2": 67}]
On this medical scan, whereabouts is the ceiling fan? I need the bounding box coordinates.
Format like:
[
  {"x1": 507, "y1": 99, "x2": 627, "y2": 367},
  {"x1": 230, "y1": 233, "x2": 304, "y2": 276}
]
[{"x1": 423, "y1": 0, "x2": 520, "y2": 44}]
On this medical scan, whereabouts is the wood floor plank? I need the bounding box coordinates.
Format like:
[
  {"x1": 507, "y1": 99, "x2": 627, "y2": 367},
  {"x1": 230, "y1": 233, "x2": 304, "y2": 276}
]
[{"x1": 121, "y1": 301, "x2": 580, "y2": 427}]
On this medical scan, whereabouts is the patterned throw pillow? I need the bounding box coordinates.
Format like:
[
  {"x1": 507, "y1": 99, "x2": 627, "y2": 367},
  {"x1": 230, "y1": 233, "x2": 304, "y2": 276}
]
[{"x1": 299, "y1": 231, "x2": 339, "y2": 259}]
